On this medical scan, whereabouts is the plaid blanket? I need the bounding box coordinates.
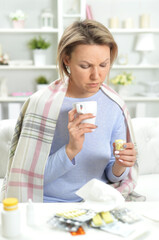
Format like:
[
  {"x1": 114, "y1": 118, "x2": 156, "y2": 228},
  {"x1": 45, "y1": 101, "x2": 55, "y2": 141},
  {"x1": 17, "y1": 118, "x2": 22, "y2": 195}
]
[{"x1": 1, "y1": 78, "x2": 142, "y2": 202}]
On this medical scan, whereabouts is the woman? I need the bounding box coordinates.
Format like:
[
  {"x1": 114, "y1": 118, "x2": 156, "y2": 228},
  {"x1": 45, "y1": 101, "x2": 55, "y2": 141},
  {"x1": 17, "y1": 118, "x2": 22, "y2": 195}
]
[{"x1": 1, "y1": 20, "x2": 137, "y2": 202}]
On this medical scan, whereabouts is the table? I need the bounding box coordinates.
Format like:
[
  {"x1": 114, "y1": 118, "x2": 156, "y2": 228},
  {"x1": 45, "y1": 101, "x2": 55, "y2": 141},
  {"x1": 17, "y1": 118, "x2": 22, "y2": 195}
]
[{"x1": 0, "y1": 202, "x2": 159, "y2": 240}]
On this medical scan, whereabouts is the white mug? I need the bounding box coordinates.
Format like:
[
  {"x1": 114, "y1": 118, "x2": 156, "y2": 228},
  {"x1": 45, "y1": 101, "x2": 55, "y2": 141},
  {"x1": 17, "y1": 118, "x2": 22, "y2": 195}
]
[{"x1": 73, "y1": 101, "x2": 97, "y2": 124}]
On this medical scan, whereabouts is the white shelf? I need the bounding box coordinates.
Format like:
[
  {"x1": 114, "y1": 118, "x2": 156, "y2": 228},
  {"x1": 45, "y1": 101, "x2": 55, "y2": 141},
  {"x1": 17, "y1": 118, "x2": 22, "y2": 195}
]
[
  {"x1": 0, "y1": 28, "x2": 59, "y2": 33},
  {"x1": 1, "y1": 64, "x2": 158, "y2": 70},
  {"x1": 0, "y1": 65, "x2": 57, "y2": 70},
  {"x1": 109, "y1": 28, "x2": 159, "y2": 34},
  {"x1": 124, "y1": 96, "x2": 159, "y2": 102},
  {"x1": 113, "y1": 65, "x2": 159, "y2": 69},
  {"x1": 1, "y1": 96, "x2": 159, "y2": 103},
  {"x1": 0, "y1": 97, "x2": 27, "y2": 103}
]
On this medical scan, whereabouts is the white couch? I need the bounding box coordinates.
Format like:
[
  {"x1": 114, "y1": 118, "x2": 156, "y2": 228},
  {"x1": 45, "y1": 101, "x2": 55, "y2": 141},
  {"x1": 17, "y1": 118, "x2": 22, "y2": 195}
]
[{"x1": 0, "y1": 118, "x2": 159, "y2": 201}]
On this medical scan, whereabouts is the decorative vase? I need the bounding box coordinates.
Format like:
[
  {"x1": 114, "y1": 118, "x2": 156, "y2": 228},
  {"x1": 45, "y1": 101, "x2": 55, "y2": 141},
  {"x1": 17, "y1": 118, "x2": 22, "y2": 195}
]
[
  {"x1": 12, "y1": 20, "x2": 25, "y2": 29},
  {"x1": 0, "y1": 79, "x2": 8, "y2": 97},
  {"x1": 36, "y1": 84, "x2": 49, "y2": 91},
  {"x1": 33, "y1": 50, "x2": 47, "y2": 66},
  {"x1": 118, "y1": 85, "x2": 131, "y2": 97}
]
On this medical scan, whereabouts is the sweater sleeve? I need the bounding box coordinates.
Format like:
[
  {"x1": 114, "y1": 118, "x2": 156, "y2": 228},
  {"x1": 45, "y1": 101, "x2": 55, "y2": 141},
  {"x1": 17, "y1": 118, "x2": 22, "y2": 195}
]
[
  {"x1": 44, "y1": 145, "x2": 75, "y2": 184},
  {"x1": 105, "y1": 160, "x2": 129, "y2": 183}
]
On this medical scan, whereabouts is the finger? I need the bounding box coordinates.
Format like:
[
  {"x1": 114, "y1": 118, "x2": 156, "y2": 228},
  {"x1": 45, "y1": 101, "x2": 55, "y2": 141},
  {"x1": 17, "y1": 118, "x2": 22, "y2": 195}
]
[
  {"x1": 78, "y1": 127, "x2": 94, "y2": 135},
  {"x1": 115, "y1": 153, "x2": 136, "y2": 161},
  {"x1": 114, "y1": 149, "x2": 136, "y2": 156},
  {"x1": 117, "y1": 159, "x2": 135, "y2": 167},
  {"x1": 79, "y1": 123, "x2": 97, "y2": 130},
  {"x1": 122, "y1": 142, "x2": 134, "y2": 149},
  {"x1": 73, "y1": 113, "x2": 95, "y2": 125},
  {"x1": 113, "y1": 142, "x2": 134, "y2": 149},
  {"x1": 68, "y1": 109, "x2": 77, "y2": 122}
]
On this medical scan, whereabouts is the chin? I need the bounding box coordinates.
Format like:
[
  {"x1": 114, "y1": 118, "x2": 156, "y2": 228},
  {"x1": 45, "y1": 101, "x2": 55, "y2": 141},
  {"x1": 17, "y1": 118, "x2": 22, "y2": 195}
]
[{"x1": 88, "y1": 87, "x2": 100, "y2": 92}]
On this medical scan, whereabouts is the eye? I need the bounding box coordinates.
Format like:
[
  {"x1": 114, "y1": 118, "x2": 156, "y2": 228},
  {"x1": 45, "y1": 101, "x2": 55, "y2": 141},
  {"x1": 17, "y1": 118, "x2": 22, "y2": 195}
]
[
  {"x1": 80, "y1": 65, "x2": 90, "y2": 69},
  {"x1": 100, "y1": 63, "x2": 107, "y2": 67}
]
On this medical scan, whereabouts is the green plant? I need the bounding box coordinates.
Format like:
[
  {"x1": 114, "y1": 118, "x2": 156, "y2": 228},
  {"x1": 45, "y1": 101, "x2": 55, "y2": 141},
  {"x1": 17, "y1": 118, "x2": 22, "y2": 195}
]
[
  {"x1": 110, "y1": 72, "x2": 134, "y2": 86},
  {"x1": 9, "y1": 10, "x2": 26, "y2": 21},
  {"x1": 28, "y1": 36, "x2": 51, "y2": 50},
  {"x1": 36, "y1": 76, "x2": 49, "y2": 84}
]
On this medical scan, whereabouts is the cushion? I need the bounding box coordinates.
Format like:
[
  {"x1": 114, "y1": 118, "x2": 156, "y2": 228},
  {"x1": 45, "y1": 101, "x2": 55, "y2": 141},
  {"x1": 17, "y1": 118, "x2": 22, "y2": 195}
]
[
  {"x1": 132, "y1": 118, "x2": 159, "y2": 175},
  {"x1": 134, "y1": 174, "x2": 159, "y2": 201},
  {"x1": 0, "y1": 119, "x2": 16, "y2": 178},
  {"x1": 0, "y1": 178, "x2": 3, "y2": 192}
]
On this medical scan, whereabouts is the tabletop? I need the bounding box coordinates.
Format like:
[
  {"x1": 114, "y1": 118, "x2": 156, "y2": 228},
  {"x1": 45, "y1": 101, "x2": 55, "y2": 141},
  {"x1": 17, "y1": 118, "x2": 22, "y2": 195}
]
[{"x1": 0, "y1": 201, "x2": 159, "y2": 240}]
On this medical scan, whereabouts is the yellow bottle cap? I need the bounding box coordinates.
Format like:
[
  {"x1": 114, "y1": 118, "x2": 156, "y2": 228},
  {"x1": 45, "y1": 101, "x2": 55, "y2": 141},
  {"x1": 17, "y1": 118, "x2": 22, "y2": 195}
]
[
  {"x1": 115, "y1": 139, "x2": 126, "y2": 150},
  {"x1": 115, "y1": 139, "x2": 124, "y2": 143},
  {"x1": 3, "y1": 198, "x2": 18, "y2": 211}
]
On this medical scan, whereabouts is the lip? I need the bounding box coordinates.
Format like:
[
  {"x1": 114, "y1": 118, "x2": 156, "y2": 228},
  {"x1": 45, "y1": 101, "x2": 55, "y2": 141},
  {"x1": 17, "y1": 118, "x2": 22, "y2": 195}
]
[{"x1": 87, "y1": 83, "x2": 99, "y2": 88}]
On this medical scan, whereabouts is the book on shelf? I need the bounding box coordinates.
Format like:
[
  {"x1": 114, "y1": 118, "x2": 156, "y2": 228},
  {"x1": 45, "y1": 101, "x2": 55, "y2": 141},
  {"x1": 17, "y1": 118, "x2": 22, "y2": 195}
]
[{"x1": 86, "y1": 5, "x2": 93, "y2": 20}]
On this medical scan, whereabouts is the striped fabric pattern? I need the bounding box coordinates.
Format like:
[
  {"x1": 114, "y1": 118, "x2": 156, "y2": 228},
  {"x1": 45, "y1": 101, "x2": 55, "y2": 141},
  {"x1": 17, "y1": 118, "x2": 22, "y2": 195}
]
[{"x1": 1, "y1": 78, "x2": 139, "y2": 202}]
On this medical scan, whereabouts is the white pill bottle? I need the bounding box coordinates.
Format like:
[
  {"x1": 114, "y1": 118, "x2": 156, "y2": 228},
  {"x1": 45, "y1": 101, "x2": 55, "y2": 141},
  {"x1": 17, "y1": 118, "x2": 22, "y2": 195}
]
[{"x1": 1, "y1": 198, "x2": 21, "y2": 238}]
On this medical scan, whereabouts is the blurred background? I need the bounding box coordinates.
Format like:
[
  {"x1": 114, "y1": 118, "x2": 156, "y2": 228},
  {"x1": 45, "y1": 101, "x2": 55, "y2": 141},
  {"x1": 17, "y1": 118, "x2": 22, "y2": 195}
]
[{"x1": 0, "y1": 0, "x2": 158, "y2": 119}]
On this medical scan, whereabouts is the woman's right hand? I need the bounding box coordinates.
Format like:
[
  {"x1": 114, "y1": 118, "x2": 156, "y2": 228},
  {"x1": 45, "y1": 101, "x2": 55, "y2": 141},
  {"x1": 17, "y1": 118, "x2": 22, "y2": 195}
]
[{"x1": 66, "y1": 108, "x2": 97, "y2": 160}]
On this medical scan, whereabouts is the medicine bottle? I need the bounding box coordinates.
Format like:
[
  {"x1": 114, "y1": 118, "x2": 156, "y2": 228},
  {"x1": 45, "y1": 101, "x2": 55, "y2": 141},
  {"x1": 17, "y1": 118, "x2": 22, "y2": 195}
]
[
  {"x1": 1, "y1": 198, "x2": 21, "y2": 238},
  {"x1": 26, "y1": 198, "x2": 35, "y2": 226}
]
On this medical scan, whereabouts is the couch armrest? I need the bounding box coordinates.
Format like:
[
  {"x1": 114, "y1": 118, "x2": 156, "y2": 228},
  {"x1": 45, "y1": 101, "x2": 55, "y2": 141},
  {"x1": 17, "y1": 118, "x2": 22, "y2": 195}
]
[
  {"x1": 0, "y1": 119, "x2": 16, "y2": 178},
  {"x1": 132, "y1": 117, "x2": 159, "y2": 175}
]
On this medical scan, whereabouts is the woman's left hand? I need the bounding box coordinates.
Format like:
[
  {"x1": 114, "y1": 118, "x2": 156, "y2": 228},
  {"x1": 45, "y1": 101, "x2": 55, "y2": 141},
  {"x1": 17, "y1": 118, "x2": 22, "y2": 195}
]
[{"x1": 113, "y1": 142, "x2": 137, "y2": 168}]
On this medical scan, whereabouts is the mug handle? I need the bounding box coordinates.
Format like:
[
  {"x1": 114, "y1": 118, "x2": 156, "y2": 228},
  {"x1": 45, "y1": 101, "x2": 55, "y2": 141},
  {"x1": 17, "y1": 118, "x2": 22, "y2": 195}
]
[{"x1": 76, "y1": 104, "x2": 84, "y2": 114}]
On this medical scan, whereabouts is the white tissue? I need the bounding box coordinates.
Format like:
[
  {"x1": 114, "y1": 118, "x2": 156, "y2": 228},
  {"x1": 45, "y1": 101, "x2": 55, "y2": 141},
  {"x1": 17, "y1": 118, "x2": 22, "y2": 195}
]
[{"x1": 76, "y1": 179, "x2": 125, "y2": 212}]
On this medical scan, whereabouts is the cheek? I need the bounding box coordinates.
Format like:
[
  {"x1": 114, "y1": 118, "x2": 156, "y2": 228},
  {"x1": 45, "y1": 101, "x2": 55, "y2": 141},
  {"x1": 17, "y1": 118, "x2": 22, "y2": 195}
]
[
  {"x1": 72, "y1": 68, "x2": 89, "y2": 79},
  {"x1": 101, "y1": 68, "x2": 109, "y2": 78}
]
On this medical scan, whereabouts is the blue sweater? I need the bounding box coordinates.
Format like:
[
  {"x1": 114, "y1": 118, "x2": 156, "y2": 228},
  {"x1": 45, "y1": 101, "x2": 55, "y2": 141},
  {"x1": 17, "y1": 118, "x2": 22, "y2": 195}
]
[{"x1": 43, "y1": 89, "x2": 129, "y2": 202}]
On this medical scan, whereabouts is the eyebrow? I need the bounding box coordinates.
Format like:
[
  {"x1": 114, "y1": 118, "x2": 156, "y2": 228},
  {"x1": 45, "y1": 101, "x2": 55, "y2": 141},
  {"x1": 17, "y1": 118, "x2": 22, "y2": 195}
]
[{"x1": 79, "y1": 58, "x2": 110, "y2": 64}]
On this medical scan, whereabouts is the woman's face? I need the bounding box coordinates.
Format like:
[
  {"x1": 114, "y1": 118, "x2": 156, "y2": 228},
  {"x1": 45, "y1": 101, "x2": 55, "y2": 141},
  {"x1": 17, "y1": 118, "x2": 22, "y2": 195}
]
[{"x1": 65, "y1": 44, "x2": 111, "y2": 98}]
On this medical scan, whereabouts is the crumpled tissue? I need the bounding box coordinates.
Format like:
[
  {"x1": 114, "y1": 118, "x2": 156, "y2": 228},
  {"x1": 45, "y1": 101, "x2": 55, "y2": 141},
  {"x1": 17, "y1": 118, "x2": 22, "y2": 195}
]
[{"x1": 76, "y1": 179, "x2": 125, "y2": 212}]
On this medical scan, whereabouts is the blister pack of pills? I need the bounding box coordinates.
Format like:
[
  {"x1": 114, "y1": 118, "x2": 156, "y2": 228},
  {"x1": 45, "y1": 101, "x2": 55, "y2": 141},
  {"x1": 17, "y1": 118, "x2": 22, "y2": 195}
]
[
  {"x1": 55, "y1": 208, "x2": 96, "y2": 222},
  {"x1": 48, "y1": 215, "x2": 81, "y2": 232},
  {"x1": 101, "y1": 220, "x2": 135, "y2": 237},
  {"x1": 91, "y1": 211, "x2": 114, "y2": 227},
  {"x1": 110, "y1": 208, "x2": 141, "y2": 224},
  {"x1": 47, "y1": 208, "x2": 95, "y2": 235},
  {"x1": 90, "y1": 210, "x2": 135, "y2": 237}
]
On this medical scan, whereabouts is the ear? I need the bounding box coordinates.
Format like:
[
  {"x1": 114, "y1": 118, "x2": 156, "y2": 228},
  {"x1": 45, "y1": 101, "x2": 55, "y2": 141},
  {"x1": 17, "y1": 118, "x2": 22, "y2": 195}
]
[{"x1": 63, "y1": 55, "x2": 70, "y2": 67}]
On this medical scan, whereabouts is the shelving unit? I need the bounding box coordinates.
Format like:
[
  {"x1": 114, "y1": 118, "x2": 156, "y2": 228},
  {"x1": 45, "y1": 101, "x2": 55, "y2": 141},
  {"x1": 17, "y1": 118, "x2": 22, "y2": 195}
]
[
  {"x1": 0, "y1": 65, "x2": 57, "y2": 70},
  {"x1": 113, "y1": 64, "x2": 159, "y2": 69},
  {"x1": 0, "y1": 0, "x2": 86, "y2": 120},
  {"x1": 85, "y1": 0, "x2": 159, "y2": 115},
  {"x1": 107, "y1": 27, "x2": 159, "y2": 117},
  {"x1": 60, "y1": 0, "x2": 86, "y2": 32},
  {"x1": 110, "y1": 28, "x2": 159, "y2": 34},
  {"x1": 0, "y1": 29, "x2": 59, "y2": 33},
  {"x1": 0, "y1": 0, "x2": 158, "y2": 118}
]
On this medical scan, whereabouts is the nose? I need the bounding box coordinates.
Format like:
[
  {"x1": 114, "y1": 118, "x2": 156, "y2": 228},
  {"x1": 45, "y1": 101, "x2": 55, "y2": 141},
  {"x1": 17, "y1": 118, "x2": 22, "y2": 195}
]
[{"x1": 90, "y1": 67, "x2": 99, "y2": 80}]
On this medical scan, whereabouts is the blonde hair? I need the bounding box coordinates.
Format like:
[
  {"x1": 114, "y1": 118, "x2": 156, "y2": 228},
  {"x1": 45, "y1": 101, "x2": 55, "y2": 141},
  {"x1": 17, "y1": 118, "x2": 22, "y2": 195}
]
[{"x1": 57, "y1": 19, "x2": 118, "y2": 80}]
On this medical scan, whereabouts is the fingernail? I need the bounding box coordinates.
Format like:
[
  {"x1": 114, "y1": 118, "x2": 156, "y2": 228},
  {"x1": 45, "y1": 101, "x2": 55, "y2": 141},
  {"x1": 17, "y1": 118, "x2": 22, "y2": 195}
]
[
  {"x1": 115, "y1": 150, "x2": 119, "y2": 154},
  {"x1": 95, "y1": 125, "x2": 98, "y2": 128},
  {"x1": 115, "y1": 155, "x2": 120, "y2": 158},
  {"x1": 119, "y1": 159, "x2": 124, "y2": 162},
  {"x1": 123, "y1": 144, "x2": 127, "y2": 148}
]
